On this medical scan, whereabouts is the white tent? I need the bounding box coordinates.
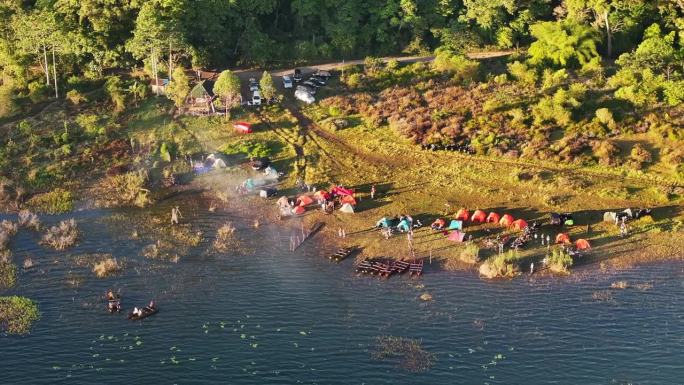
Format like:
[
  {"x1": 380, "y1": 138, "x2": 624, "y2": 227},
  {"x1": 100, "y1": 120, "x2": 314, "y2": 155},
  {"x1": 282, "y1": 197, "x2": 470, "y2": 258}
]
[
  {"x1": 340, "y1": 203, "x2": 355, "y2": 213},
  {"x1": 603, "y1": 212, "x2": 617, "y2": 222},
  {"x1": 212, "y1": 158, "x2": 227, "y2": 168}
]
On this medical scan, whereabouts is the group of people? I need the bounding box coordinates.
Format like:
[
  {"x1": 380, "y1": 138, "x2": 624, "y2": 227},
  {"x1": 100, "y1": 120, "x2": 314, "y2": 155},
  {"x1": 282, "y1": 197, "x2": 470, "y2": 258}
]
[
  {"x1": 108, "y1": 290, "x2": 156, "y2": 316},
  {"x1": 132, "y1": 300, "x2": 156, "y2": 317}
]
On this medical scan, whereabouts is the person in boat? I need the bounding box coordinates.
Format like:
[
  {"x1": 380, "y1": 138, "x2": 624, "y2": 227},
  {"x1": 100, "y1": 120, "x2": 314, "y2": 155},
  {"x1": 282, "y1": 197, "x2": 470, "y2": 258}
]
[
  {"x1": 107, "y1": 290, "x2": 116, "y2": 301},
  {"x1": 133, "y1": 307, "x2": 142, "y2": 317},
  {"x1": 148, "y1": 300, "x2": 156, "y2": 309}
]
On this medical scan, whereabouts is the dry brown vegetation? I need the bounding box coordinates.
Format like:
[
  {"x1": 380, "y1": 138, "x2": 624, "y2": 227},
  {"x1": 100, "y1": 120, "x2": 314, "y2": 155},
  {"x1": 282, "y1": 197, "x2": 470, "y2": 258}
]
[
  {"x1": 41, "y1": 219, "x2": 79, "y2": 250},
  {"x1": 371, "y1": 336, "x2": 436, "y2": 373},
  {"x1": 213, "y1": 223, "x2": 236, "y2": 252},
  {"x1": 17, "y1": 210, "x2": 40, "y2": 230},
  {"x1": 92, "y1": 257, "x2": 122, "y2": 278}
]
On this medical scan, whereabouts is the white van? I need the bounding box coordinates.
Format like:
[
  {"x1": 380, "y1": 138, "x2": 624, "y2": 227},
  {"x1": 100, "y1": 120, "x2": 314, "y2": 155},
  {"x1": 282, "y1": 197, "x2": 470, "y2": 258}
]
[
  {"x1": 251, "y1": 90, "x2": 262, "y2": 106},
  {"x1": 295, "y1": 89, "x2": 315, "y2": 104}
]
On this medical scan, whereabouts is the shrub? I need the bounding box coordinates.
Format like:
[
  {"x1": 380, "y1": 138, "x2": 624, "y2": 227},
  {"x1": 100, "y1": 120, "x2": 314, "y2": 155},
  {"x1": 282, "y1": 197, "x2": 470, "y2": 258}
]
[
  {"x1": 213, "y1": 222, "x2": 236, "y2": 251},
  {"x1": 28, "y1": 81, "x2": 49, "y2": 103},
  {"x1": 92, "y1": 257, "x2": 122, "y2": 278},
  {"x1": 75, "y1": 114, "x2": 105, "y2": 137},
  {"x1": 479, "y1": 251, "x2": 520, "y2": 279},
  {"x1": 220, "y1": 139, "x2": 272, "y2": 159},
  {"x1": 41, "y1": 219, "x2": 79, "y2": 250},
  {"x1": 26, "y1": 188, "x2": 74, "y2": 214},
  {"x1": 0, "y1": 261, "x2": 17, "y2": 290},
  {"x1": 345, "y1": 73, "x2": 363, "y2": 88},
  {"x1": 507, "y1": 61, "x2": 537, "y2": 86},
  {"x1": 547, "y1": 247, "x2": 573, "y2": 274},
  {"x1": 541, "y1": 68, "x2": 568, "y2": 90},
  {"x1": 432, "y1": 48, "x2": 480, "y2": 83},
  {"x1": 592, "y1": 140, "x2": 621, "y2": 166},
  {"x1": 66, "y1": 89, "x2": 87, "y2": 105},
  {"x1": 98, "y1": 171, "x2": 150, "y2": 207},
  {"x1": 663, "y1": 80, "x2": 684, "y2": 106},
  {"x1": 628, "y1": 144, "x2": 652, "y2": 169},
  {"x1": 0, "y1": 296, "x2": 40, "y2": 335},
  {"x1": 594, "y1": 108, "x2": 615, "y2": 129},
  {"x1": 0, "y1": 84, "x2": 17, "y2": 118},
  {"x1": 364, "y1": 56, "x2": 385, "y2": 75}
]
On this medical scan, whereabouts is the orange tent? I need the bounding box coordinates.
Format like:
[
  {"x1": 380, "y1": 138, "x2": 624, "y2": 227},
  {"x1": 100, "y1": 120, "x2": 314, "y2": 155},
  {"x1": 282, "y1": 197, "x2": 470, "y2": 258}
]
[
  {"x1": 297, "y1": 195, "x2": 314, "y2": 207},
  {"x1": 575, "y1": 239, "x2": 591, "y2": 250},
  {"x1": 313, "y1": 190, "x2": 331, "y2": 201},
  {"x1": 340, "y1": 195, "x2": 357, "y2": 206},
  {"x1": 499, "y1": 214, "x2": 514, "y2": 227},
  {"x1": 486, "y1": 212, "x2": 500, "y2": 223},
  {"x1": 455, "y1": 208, "x2": 470, "y2": 221},
  {"x1": 293, "y1": 206, "x2": 306, "y2": 215},
  {"x1": 471, "y1": 210, "x2": 486, "y2": 223},
  {"x1": 511, "y1": 219, "x2": 528, "y2": 230},
  {"x1": 555, "y1": 233, "x2": 571, "y2": 244}
]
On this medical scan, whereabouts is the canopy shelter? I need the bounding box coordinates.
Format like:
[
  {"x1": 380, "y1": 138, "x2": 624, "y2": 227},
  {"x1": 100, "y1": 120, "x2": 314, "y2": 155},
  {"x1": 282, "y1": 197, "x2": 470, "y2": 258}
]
[
  {"x1": 575, "y1": 239, "x2": 591, "y2": 250},
  {"x1": 486, "y1": 212, "x2": 500, "y2": 223},
  {"x1": 397, "y1": 219, "x2": 410, "y2": 232},
  {"x1": 297, "y1": 195, "x2": 314, "y2": 207},
  {"x1": 455, "y1": 209, "x2": 470, "y2": 221},
  {"x1": 555, "y1": 233, "x2": 571, "y2": 244},
  {"x1": 340, "y1": 203, "x2": 355, "y2": 213},
  {"x1": 431, "y1": 218, "x2": 446, "y2": 230},
  {"x1": 330, "y1": 185, "x2": 354, "y2": 197},
  {"x1": 499, "y1": 214, "x2": 514, "y2": 227},
  {"x1": 314, "y1": 190, "x2": 331, "y2": 201},
  {"x1": 511, "y1": 219, "x2": 528, "y2": 230},
  {"x1": 340, "y1": 195, "x2": 357, "y2": 206},
  {"x1": 234, "y1": 122, "x2": 253, "y2": 134},
  {"x1": 293, "y1": 206, "x2": 306, "y2": 215},
  {"x1": 471, "y1": 210, "x2": 486, "y2": 223},
  {"x1": 447, "y1": 230, "x2": 466, "y2": 242},
  {"x1": 603, "y1": 212, "x2": 617, "y2": 223},
  {"x1": 446, "y1": 220, "x2": 463, "y2": 230}
]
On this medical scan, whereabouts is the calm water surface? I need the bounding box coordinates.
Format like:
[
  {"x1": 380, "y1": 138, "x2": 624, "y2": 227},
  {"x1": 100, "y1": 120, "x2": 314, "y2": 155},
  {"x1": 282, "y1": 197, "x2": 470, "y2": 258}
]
[{"x1": 1, "y1": 206, "x2": 683, "y2": 384}]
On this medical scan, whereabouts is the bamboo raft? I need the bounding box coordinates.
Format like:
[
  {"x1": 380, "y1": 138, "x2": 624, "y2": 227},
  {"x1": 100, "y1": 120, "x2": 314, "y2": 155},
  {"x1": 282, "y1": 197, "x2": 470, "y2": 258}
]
[
  {"x1": 355, "y1": 259, "x2": 412, "y2": 279},
  {"x1": 329, "y1": 247, "x2": 355, "y2": 262},
  {"x1": 409, "y1": 260, "x2": 424, "y2": 277},
  {"x1": 392, "y1": 260, "x2": 410, "y2": 274}
]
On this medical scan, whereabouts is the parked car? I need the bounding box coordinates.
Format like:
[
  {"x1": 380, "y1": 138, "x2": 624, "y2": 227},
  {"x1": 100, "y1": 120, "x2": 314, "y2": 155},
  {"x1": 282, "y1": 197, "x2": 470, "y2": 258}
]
[
  {"x1": 293, "y1": 68, "x2": 303, "y2": 82},
  {"x1": 309, "y1": 76, "x2": 326, "y2": 86},
  {"x1": 297, "y1": 84, "x2": 316, "y2": 95},
  {"x1": 282, "y1": 75, "x2": 293, "y2": 89},
  {"x1": 234, "y1": 122, "x2": 253, "y2": 134},
  {"x1": 295, "y1": 89, "x2": 315, "y2": 104},
  {"x1": 251, "y1": 90, "x2": 261, "y2": 105},
  {"x1": 303, "y1": 80, "x2": 319, "y2": 89},
  {"x1": 249, "y1": 77, "x2": 259, "y2": 92},
  {"x1": 313, "y1": 70, "x2": 331, "y2": 78}
]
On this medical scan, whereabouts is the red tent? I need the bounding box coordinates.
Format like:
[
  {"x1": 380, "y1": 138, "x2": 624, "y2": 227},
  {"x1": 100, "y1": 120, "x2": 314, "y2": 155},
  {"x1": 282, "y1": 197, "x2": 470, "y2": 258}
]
[
  {"x1": 471, "y1": 210, "x2": 486, "y2": 223},
  {"x1": 486, "y1": 212, "x2": 500, "y2": 223},
  {"x1": 340, "y1": 195, "x2": 357, "y2": 206},
  {"x1": 575, "y1": 239, "x2": 591, "y2": 250},
  {"x1": 331, "y1": 185, "x2": 354, "y2": 197},
  {"x1": 313, "y1": 190, "x2": 331, "y2": 201},
  {"x1": 511, "y1": 219, "x2": 528, "y2": 230},
  {"x1": 499, "y1": 214, "x2": 514, "y2": 227},
  {"x1": 455, "y1": 208, "x2": 470, "y2": 221},
  {"x1": 556, "y1": 233, "x2": 571, "y2": 244},
  {"x1": 234, "y1": 122, "x2": 253, "y2": 134},
  {"x1": 297, "y1": 195, "x2": 314, "y2": 207},
  {"x1": 447, "y1": 230, "x2": 466, "y2": 242},
  {"x1": 293, "y1": 206, "x2": 306, "y2": 215}
]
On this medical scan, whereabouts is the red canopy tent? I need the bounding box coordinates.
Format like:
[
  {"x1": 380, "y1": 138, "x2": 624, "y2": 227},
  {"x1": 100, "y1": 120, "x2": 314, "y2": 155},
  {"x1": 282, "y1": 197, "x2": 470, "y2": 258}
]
[
  {"x1": 556, "y1": 233, "x2": 571, "y2": 244},
  {"x1": 455, "y1": 208, "x2": 470, "y2": 221},
  {"x1": 471, "y1": 210, "x2": 486, "y2": 223},
  {"x1": 234, "y1": 122, "x2": 253, "y2": 134},
  {"x1": 499, "y1": 214, "x2": 514, "y2": 227},
  {"x1": 575, "y1": 239, "x2": 591, "y2": 250},
  {"x1": 486, "y1": 212, "x2": 500, "y2": 223},
  {"x1": 330, "y1": 185, "x2": 354, "y2": 197},
  {"x1": 511, "y1": 219, "x2": 528, "y2": 230},
  {"x1": 447, "y1": 230, "x2": 466, "y2": 242}
]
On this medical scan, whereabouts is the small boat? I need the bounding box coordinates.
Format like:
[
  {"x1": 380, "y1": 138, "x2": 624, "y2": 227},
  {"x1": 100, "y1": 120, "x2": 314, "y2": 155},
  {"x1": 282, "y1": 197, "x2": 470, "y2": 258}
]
[
  {"x1": 329, "y1": 247, "x2": 355, "y2": 262},
  {"x1": 108, "y1": 299, "x2": 121, "y2": 313},
  {"x1": 127, "y1": 306, "x2": 159, "y2": 321}
]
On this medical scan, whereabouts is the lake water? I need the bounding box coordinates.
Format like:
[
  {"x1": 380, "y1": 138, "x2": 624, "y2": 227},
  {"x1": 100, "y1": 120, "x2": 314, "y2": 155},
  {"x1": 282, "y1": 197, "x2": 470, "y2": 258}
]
[{"x1": 2, "y1": 205, "x2": 683, "y2": 384}]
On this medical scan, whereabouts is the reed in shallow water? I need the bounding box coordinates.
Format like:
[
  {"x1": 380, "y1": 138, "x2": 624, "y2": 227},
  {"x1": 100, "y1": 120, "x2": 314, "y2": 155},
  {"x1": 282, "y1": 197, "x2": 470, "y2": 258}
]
[{"x1": 41, "y1": 219, "x2": 79, "y2": 250}]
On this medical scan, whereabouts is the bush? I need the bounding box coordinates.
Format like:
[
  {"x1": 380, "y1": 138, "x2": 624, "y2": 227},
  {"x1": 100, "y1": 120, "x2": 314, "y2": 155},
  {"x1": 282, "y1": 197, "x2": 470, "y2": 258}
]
[
  {"x1": 345, "y1": 73, "x2": 363, "y2": 88},
  {"x1": 507, "y1": 61, "x2": 537, "y2": 86},
  {"x1": 547, "y1": 247, "x2": 573, "y2": 274},
  {"x1": 41, "y1": 219, "x2": 79, "y2": 250},
  {"x1": 594, "y1": 108, "x2": 615, "y2": 129},
  {"x1": 479, "y1": 251, "x2": 520, "y2": 279},
  {"x1": 663, "y1": 80, "x2": 684, "y2": 106},
  {"x1": 75, "y1": 114, "x2": 105, "y2": 137},
  {"x1": 432, "y1": 48, "x2": 480, "y2": 83},
  {"x1": 66, "y1": 89, "x2": 87, "y2": 105},
  {"x1": 592, "y1": 140, "x2": 621, "y2": 166},
  {"x1": 541, "y1": 68, "x2": 568, "y2": 90},
  {"x1": 98, "y1": 171, "x2": 150, "y2": 207},
  {"x1": 28, "y1": 81, "x2": 49, "y2": 103},
  {"x1": 220, "y1": 139, "x2": 273, "y2": 159},
  {"x1": 0, "y1": 261, "x2": 17, "y2": 290},
  {"x1": 213, "y1": 222, "x2": 236, "y2": 251},
  {"x1": 0, "y1": 296, "x2": 40, "y2": 335},
  {"x1": 92, "y1": 257, "x2": 122, "y2": 278},
  {"x1": 0, "y1": 84, "x2": 17, "y2": 118},
  {"x1": 26, "y1": 188, "x2": 74, "y2": 214},
  {"x1": 628, "y1": 144, "x2": 652, "y2": 169},
  {"x1": 364, "y1": 56, "x2": 385, "y2": 75}
]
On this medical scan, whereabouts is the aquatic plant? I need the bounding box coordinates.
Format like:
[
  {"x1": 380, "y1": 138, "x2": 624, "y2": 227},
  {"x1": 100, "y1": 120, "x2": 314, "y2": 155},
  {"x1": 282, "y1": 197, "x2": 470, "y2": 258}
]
[
  {"x1": 371, "y1": 336, "x2": 436, "y2": 373},
  {"x1": 213, "y1": 223, "x2": 236, "y2": 252},
  {"x1": 170, "y1": 226, "x2": 203, "y2": 247},
  {"x1": 0, "y1": 296, "x2": 40, "y2": 335},
  {"x1": 23, "y1": 257, "x2": 35, "y2": 270},
  {"x1": 17, "y1": 210, "x2": 40, "y2": 230},
  {"x1": 547, "y1": 247, "x2": 573, "y2": 274},
  {"x1": 0, "y1": 261, "x2": 17, "y2": 289},
  {"x1": 611, "y1": 281, "x2": 629, "y2": 289},
  {"x1": 92, "y1": 257, "x2": 122, "y2": 278},
  {"x1": 97, "y1": 171, "x2": 151, "y2": 208},
  {"x1": 0, "y1": 220, "x2": 18, "y2": 252},
  {"x1": 25, "y1": 188, "x2": 74, "y2": 214},
  {"x1": 41, "y1": 219, "x2": 79, "y2": 250}
]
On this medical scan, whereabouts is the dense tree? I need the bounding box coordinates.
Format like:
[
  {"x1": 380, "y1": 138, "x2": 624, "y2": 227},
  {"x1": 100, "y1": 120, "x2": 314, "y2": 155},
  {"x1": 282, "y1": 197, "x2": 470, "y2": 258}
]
[
  {"x1": 528, "y1": 21, "x2": 600, "y2": 67},
  {"x1": 259, "y1": 71, "x2": 276, "y2": 102},
  {"x1": 213, "y1": 70, "x2": 241, "y2": 119},
  {"x1": 166, "y1": 67, "x2": 190, "y2": 110}
]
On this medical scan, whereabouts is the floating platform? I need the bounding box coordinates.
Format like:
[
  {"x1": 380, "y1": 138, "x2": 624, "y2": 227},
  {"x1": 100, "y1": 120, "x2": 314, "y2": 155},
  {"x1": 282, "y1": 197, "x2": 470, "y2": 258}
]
[
  {"x1": 329, "y1": 247, "x2": 355, "y2": 262},
  {"x1": 409, "y1": 260, "x2": 424, "y2": 277}
]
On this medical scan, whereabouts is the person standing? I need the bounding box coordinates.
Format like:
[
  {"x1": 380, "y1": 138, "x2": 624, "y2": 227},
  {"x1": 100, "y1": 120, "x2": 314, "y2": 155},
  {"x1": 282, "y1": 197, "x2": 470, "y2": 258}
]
[
  {"x1": 171, "y1": 206, "x2": 182, "y2": 225},
  {"x1": 370, "y1": 184, "x2": 376, "y2": 199}
]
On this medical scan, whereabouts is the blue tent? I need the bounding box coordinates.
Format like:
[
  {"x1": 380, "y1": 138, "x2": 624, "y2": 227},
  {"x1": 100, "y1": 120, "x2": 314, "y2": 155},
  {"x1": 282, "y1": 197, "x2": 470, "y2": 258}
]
[
  {"x1": 446, "y1": 220, "x2": 463, "y2": 230},
  {"x1": 397, "y1": 219, "x2": 410, "y2": 232},
  {"x1": 376, "y1": 217, "x2": 391, "y2": 228}
]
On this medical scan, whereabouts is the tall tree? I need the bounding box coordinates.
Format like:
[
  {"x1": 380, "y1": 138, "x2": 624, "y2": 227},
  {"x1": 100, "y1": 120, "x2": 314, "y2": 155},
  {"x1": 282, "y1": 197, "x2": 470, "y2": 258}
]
[
  {"x1": 259, "y1": 70, "x2": 276, "y2": 102},
  {"x1": 213, "y1": 70, "x2": 241, "y2": 119},
  {"x1": 166, "y1": 67, "x2": 189, "y2": 111},
  {"x1": 528, "y1": 20, "x2": 600, "y2": 67}
]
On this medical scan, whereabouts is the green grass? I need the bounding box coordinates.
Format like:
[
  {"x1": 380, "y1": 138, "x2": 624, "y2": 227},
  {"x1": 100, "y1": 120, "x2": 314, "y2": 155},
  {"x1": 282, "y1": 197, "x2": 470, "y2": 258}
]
[{"x1": 0, "y1": 296, "x2": 40, "y2": 335}]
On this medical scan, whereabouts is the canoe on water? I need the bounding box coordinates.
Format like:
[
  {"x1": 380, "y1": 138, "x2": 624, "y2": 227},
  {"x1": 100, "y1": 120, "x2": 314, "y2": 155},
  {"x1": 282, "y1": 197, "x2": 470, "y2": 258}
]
[{"x1": 127, "y1": 306, "x2": 159, "y2": 321}]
